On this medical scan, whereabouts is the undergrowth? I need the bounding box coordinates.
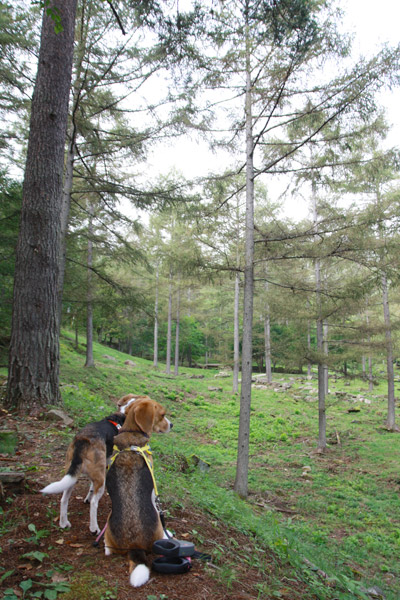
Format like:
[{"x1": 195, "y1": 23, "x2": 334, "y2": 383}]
[{"x1": 3, "y1": 329, "x2": 400, "y2": 600}]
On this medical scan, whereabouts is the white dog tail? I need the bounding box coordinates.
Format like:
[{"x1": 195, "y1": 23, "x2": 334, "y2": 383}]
[
  {"x1": 40, "y1": 474, "x2": 77, "y2": 495},
  {"x1": 130, "y1": 564, "x2": 150, "y2": 587},
  {"x1": 128, "y1": 550, "x2": 150, "y2": 587},
  {"x1": 41, "y1": 437, "x2": 88, "y2": 495}
]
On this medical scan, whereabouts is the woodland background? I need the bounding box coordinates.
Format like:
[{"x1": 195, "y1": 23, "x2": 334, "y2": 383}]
[{"x1": 1, "y1": 0, "x2": 400, "y2": 495}]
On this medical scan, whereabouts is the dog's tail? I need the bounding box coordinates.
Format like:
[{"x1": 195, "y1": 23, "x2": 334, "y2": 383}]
[
  {"x1": 40, "y1": 439, "x2": 87, "y2": 495},
  {"x1": 128, "y1": 550, "x2": 150, "y2": 587}
]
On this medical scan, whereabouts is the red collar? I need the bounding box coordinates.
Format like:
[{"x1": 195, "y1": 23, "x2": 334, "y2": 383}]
[{"x1": 108, "y1": 419, "x2": 122, "y2": 430}]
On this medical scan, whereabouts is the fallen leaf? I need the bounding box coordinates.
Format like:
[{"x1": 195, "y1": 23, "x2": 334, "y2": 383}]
[
  {"x1": 55, "y1": 539, "x2": 64, "y2": 545},
  {"x1": 69, "y1": 543, "x2": 84, "y2": 548},
  {"x1": 51, "y1": 573, "x2": 68, "y2": 583}
]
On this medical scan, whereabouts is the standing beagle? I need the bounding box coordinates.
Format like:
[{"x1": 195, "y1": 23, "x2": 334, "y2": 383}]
[
  {"x1": 104, "y1": 397, "x2": 172, "y2": 587},
  {"x1": 40, "y1": 410, "x2": 125, "y2": 534}
]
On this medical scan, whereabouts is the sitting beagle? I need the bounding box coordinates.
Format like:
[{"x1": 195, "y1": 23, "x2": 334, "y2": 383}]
[
  {"x1": 40, "y1": 409, "x2": 126, "y2": 534},
  {"x1": 104, "y1": 397, "x2": 172, "y2": 587}
]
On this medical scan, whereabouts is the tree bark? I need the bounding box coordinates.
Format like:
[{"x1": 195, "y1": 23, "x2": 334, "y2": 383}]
[
  {"x1": 233, "y1": 269, "x2": 240, "y2": 393},
  {"x1": 165, "y1": 267, "x2": 172, "y2": 374},
  {"x1": 174, "y1": 280, "x2": 180, "y2": 376},
  {"x1": 323, "y1": 318, "x2": 329, "y2": 395},
  {"x1": 264, "y1": 314, "x2": 272, "y2": 383},
  {"x1": 153, "y1": 263, "x2": 159, "y2": 367},
  {"x1": 307, "y1": 320, "x2": 312, "y2": 380},
  {"x1": 84, "y1": 201, "x2": 95, "y2": 368},
  {"x1": 234, "y1": 23, "x2": 254, "y2": 498},
  {"x1": 382, "y1": 272, "x2": 397, "y2": 430},
  {"x1": 312, "y1": 183, "x2": 326, "y2": 452},
  {"x1": 6, "y1": 0, "x2": 78, "y2": 412},
  {"x1": 264, "y1": 274, "x2": 272, "y2": 384}
]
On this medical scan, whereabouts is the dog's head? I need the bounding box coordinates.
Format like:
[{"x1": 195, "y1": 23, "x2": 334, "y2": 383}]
[
  {"x1": 120, "y1": 396, "x2": 172, "y2": 436},
  {"x1": 117, "y1": 394, "x2": 149, "y2": 414}
]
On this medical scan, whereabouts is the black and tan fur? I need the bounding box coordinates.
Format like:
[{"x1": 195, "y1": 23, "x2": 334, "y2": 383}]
[
  {"x1": 40, "y1": 411, "x2": 125, "y2": 533},
  {"x1": 104, "y1": 398, "x2": 172, "y2": 587}
]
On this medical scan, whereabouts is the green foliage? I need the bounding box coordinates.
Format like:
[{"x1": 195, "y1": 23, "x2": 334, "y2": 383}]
[
  {"x1": 60, "y1": 572, "x2": 114, "y2": 600},
  {"x1": 24, "y1": 524, "x2": 50, "y2": 545},
  {"x1": 0, "y1": 177, "x2": 22, "y2": 341}
]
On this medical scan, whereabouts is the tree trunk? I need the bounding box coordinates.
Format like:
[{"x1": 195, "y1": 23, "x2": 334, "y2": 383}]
[
  {"x1": 368, "y1": 355, "x2": 373, "y2": 392},
  {"x1": 57, "y1": 16, "x2": 87, "y2": 328},
  {"x1": 234, "y1": 27, "x2": 254, "y2": 499},
  {"x1": 264, "y1": 275, "x2": 272, "y2": 384},
  {"x1": 382, "y1": 272, "x2": 397, "y2": 430},
  {"x1": 153, "y1": 263, "x2": 159, "y2": 368},
  {"x1": 233, "y1": 269, "x2": 240, "y2": 393},
  {"x1": 323, "y1": 318, "x2": 329, "y2": 395},
  {"x1": 174, "y1": 281, "x2": 180, "y2": 376},
  {"x1": 6, "y1": 0, "x2": 77, "y2": 413},
  {"x1": 307, "y1": 320, "x2": 312, "y2": 379},
  {"x1": 84, "y1": 201, "x2": 95, "y2": 368},
  {"x1": 312, "y1": 184, "x2": 326, "y2": 452},
  {"x1": 165, "y1": 267, "x2": 172, "y2": 374},
  {"x1": 362, "y1": 355, "x2": 366, "y2": 380},
  {"x1": 74, "y1": 318, "x2": 79, "y2": 349},
  {"x1": 58, "y1": 138, "x2": 75, "y2": 327}
]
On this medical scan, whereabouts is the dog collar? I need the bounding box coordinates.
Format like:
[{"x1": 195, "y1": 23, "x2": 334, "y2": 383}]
[{"x1": 107, "y1": 419, "x2": 122, "y2": 430}]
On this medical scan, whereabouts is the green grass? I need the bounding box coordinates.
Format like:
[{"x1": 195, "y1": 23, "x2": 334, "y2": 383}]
[{"x1": 7, "y1": 329, "x2": 400, "y2": 599}]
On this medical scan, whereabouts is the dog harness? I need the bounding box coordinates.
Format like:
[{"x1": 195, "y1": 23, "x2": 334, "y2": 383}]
[{"x1": 109, "y1": 443, "x2": 158, "y2": 496}]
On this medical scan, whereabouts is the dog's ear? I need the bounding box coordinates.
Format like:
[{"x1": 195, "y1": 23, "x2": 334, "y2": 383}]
[{"x1": 133, "y1": 400, "x2": 155, "y2": 435}]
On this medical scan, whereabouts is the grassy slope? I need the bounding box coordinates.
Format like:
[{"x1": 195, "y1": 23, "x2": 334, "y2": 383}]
[{"x1": 46, "y1": 332, "x2": 400, "y2": 598}]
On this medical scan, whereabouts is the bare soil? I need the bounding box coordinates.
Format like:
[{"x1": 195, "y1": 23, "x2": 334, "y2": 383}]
[{"x1": 0, "y1": 410, "x2": 316, "y2": 599}]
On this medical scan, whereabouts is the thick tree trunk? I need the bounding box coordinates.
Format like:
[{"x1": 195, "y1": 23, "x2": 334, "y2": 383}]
[
  {"x1": 6, "y1": 0, "x2": 77, "y2": 413},
  {"x1": 84, "y1": 201, "x2": 95, "y2": 368},
  {"x1": 382, "y1": 272, "x2": 397, "y2": 430},
  {"x1": 165, "y1": 268, "x2": 172, "y2": 374},
  {"x1": 234, "y1": 32, "x2": 254, "y2": 499}
]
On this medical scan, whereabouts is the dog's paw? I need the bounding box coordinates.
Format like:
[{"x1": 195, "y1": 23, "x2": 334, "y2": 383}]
[
  {"x1": 163, "y1": 529, "x2": 173, "y2": 539},
  {"x1": 59, "y1": 519, "x2": 71, "y2": 529},
  {"x1": 104, "y1": 546, "x2": 111, "y2": 556},
  {"x1": 90, "y1": 525, "x2": 100, "y2": 534},
  {"x1": 130, "y1": 565, "x2": 150, "y2": 587}
]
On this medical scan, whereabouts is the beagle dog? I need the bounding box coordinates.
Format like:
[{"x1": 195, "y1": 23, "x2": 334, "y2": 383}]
[
  {"x1": 104, "y1": 397, "x2": 172, "y2": 587},
  {"x1": 117, "y1": 393, "x2": 150, "y2": 414},
  {"x1": 40, "y1": 410, "x2": 126, "y2": 534}
]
